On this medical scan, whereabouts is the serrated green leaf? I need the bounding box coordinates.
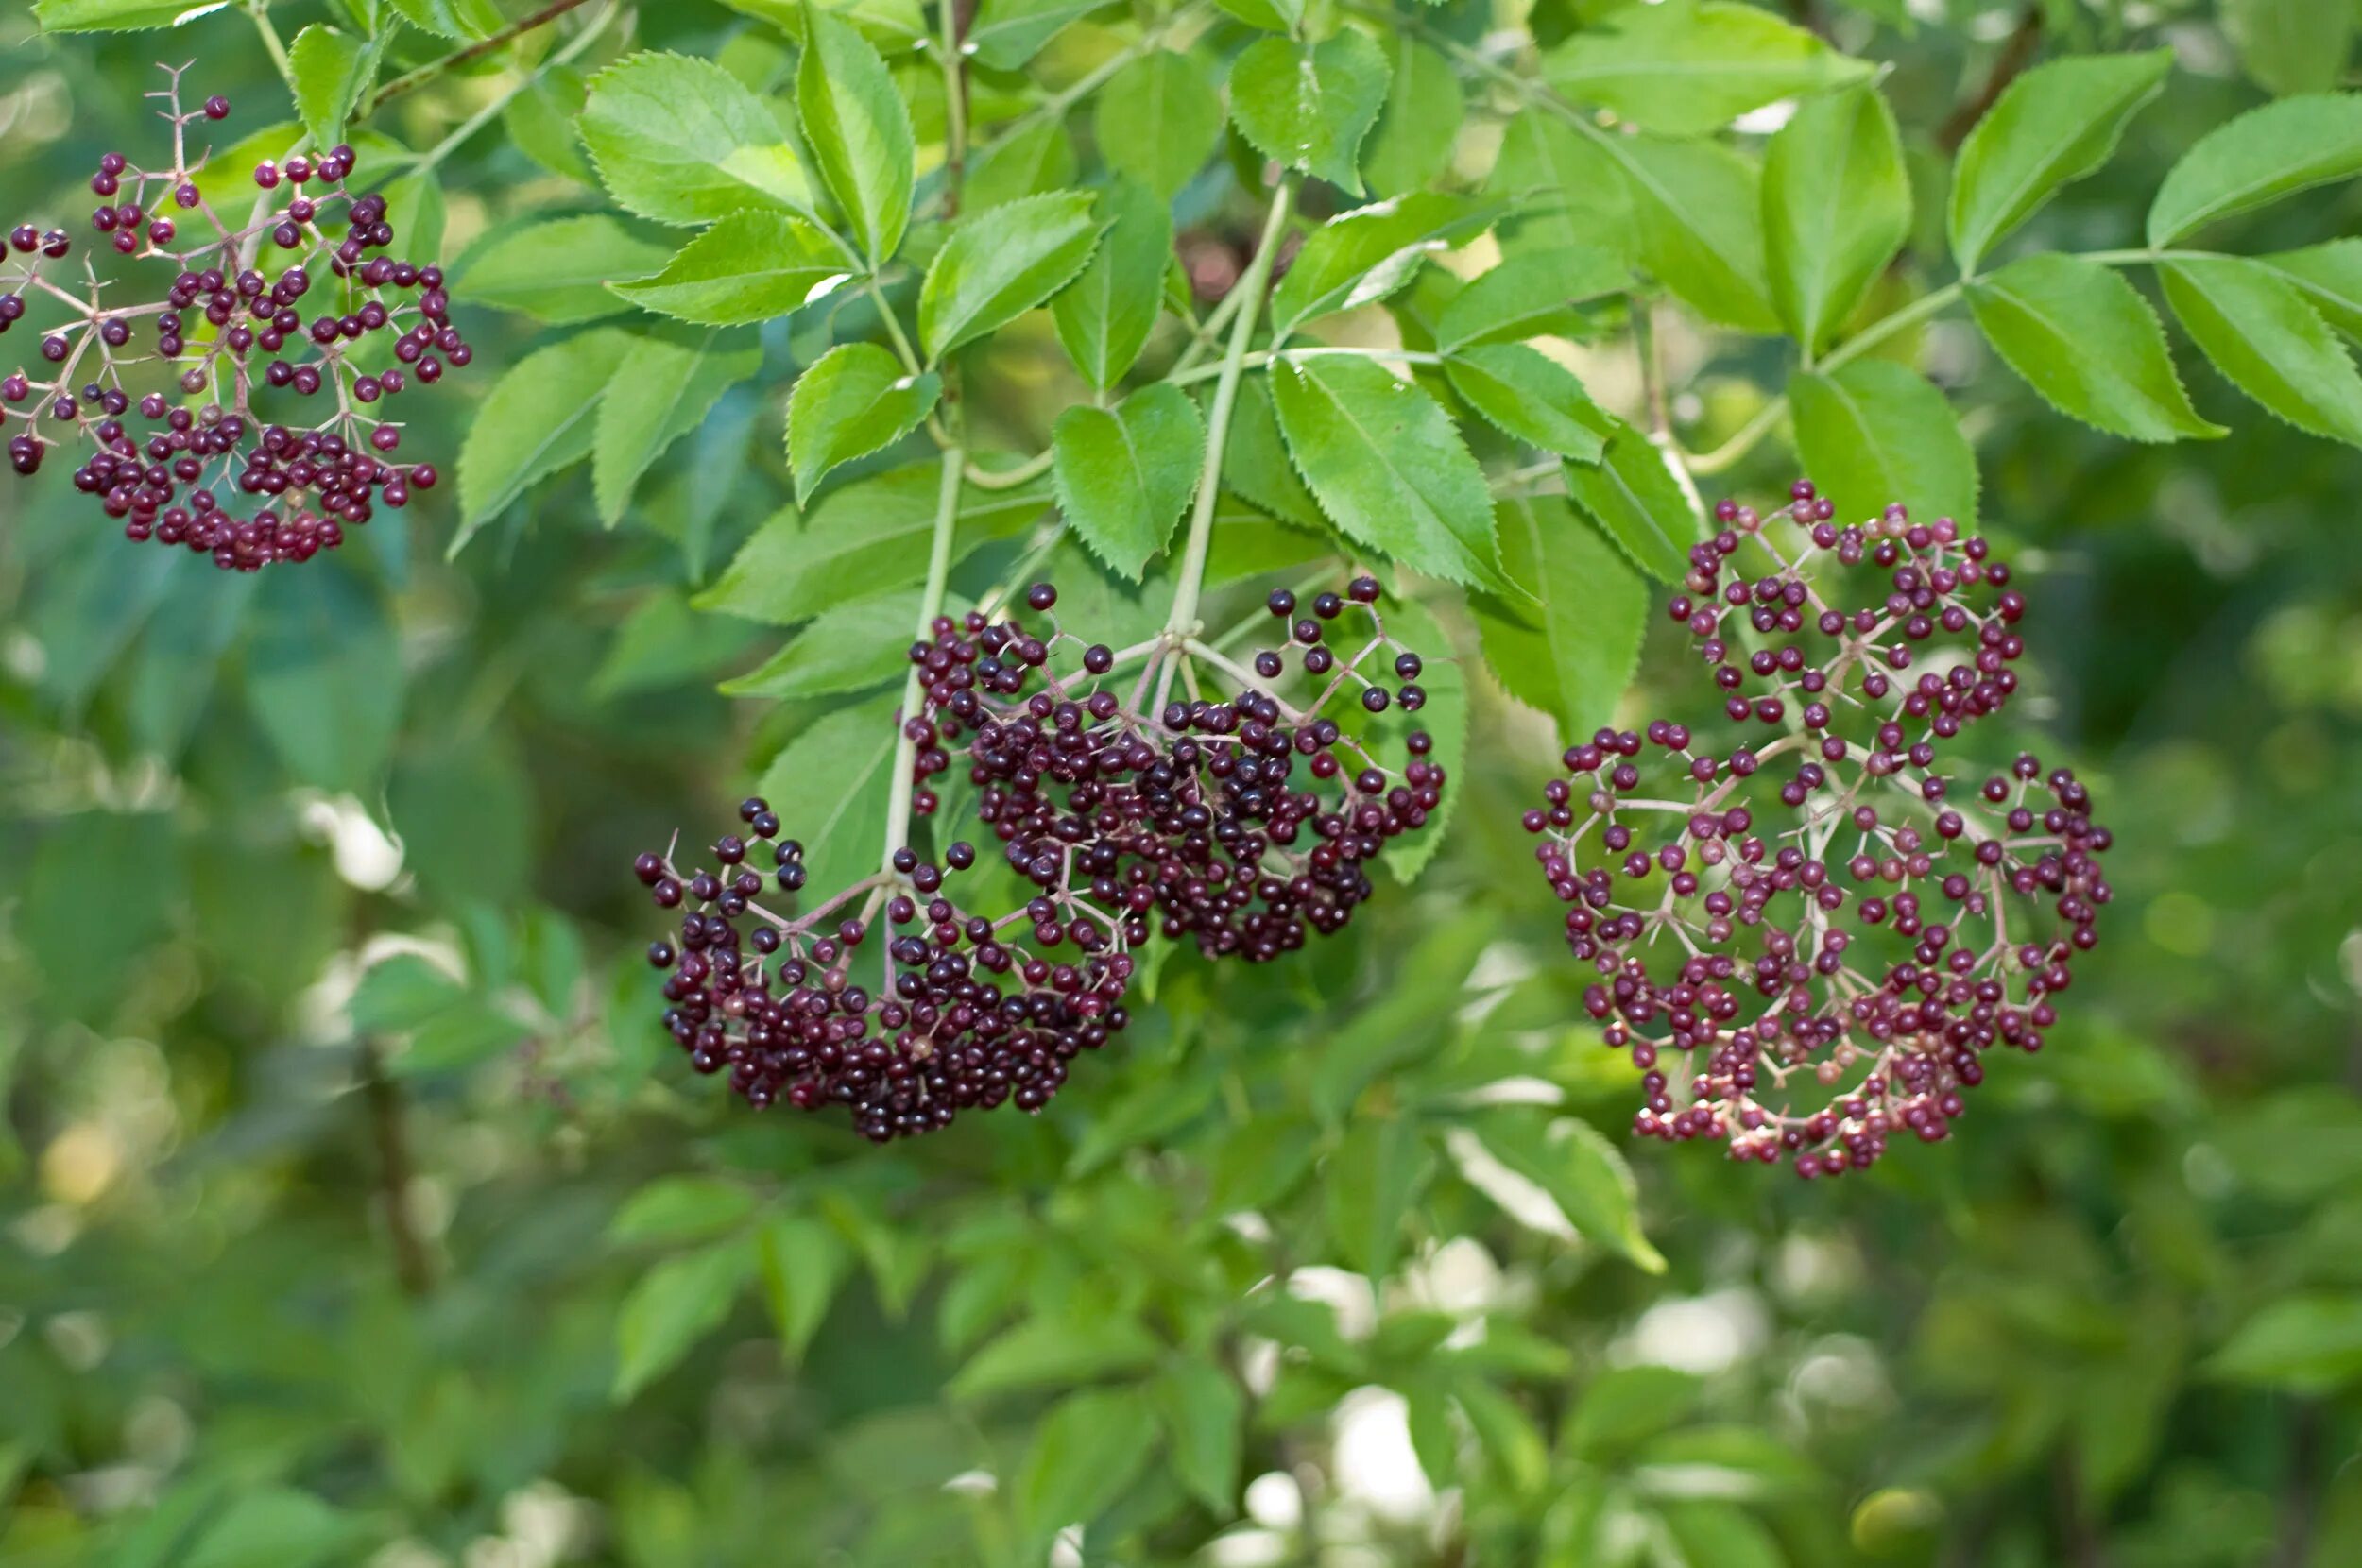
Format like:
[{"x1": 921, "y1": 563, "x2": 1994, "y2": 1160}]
[
  {"x1": 1446, "y1": 344, "x2": 1613, "y2": 462},
  {"x1": 1543, "y1": 0, "x2": 1870, "y2": 138},
  {"x1": 722, "y1": 591, "x2": 925, "y2": 699},
  {"x1": 2162, "y1": 256, "x2": 2362, "y2": 444},
  {"x1": 2261, "y1": 239, "x2": 2362, "y2": 338},
  {"x1": 1486, "y1": 108, "x2": 1631, "y2": 257},
  {"x1": 457, "y1": 215, "x2": 670, "y2": 324},
  {"x1": 1017, "y1": 1389, "x2": 1160, "y2": 1548},
  {"x1": 787, "y1": 342, "x2": 941, "y2": 500},
  {"x1": 594, "y1": 332, "x2": 763, "y2": 526},
  {"x1": 387, "y1": 0, "x2": 503, "y2": 38},
  {"x1": 1272, "y1": 194, "x2": 1493, "y2": 338},
  {"x1": 968, "y1": 0, "x2": 1102, "y2": 72},
  {"x1": 797, "y1": 7, "x2": 914, "y2": 266},
  {"x1": 1155, "y1": 1362, "x2": 1245, "y2": 1514},
  {"x1": 1561, "y1": 421, "x2": 1699, "y2": 582},
  {"x1": 951, "y1": 1313, "x2": 1164, "y2": 1401},
  {"x1": 752, "y1": 696, "x2": 902, "y2": 899},
  {"x1": 1052, "y1": 384, "x2": 1204, "y2": 580},
  {"x1": 1220, "y1": 374, "x2": 1326, "y2": 531},
  {"x1": 1435, "y1": 246, "x2": 1631, "y2": 351},
  {"x1": 1095, "y1": 50, "x2": 1224, "y2": 200},
  {"x1": 580, "y1": 52, "x2": 816, "y2": 226},
  {"x1": 1946, "y1": 50, "x2": 2171, "y2": 273},
  {"x1": 1765, "y1": 86, "x2": 1908, "y2": 352},
  {"x1": 32, "y1": 0, "x2": 232, "y2": 30},
  {"x1": 696, "y1": 463, "x2": 1051, "y2": 622},
  {"x1": 2148, "y1": 92, "x2": 2362, "y2": 246},
  {"x1": 1476, "y1": 493, "x2": 1647, "y2": 741},
  {"x1": 965, "y1": 118, "x2": 1075, "y2": 213},
  {"x1": 2227, "y1": 0, "x2": 2355, "y2": 97},
  {"x1": 1469, "y1": 1109, "x2": 1664, "y2": 1271},
  {"x1": 1617, "y1": 135, "x2": 1779, "y2": 332},
  {"x1": 1364, "y1": 38, "x2": 1463, "y2": 196},
  {"x1": 2209, "y1": 1294, "x2": 2362, "y2": 1391},
  {"x1": 1966, "y1": 254, "x2": 2225, "y2": 441},
  {"x1": 610, "y1": 1176, "x2": 759, "y2": 1245},
  {"x1": 1228, "y1": 32, "x2": 1392, "y2": 196},
  {"x1": 288, "y1": 26, "x2": 369, "y2": 151},
  {"x1": 1326, "y1": 1116, "x2": 1437, "y2": 1281},
  {"x1": 1789, "y1": 359, "x2": 1978, "y2": 530},
  {"x1": 918, "y1": 191, "x2": 1104, "y2": 359},
  {"x1": 613, "y1": 1239, "x2": 759, "y2": 1400},
  {"x1": 1268, "y1": 355, "x2": 1505, "y2": 590},
  {"x1": 610, "y1": 212, "x2": 850, "y2": 326},
  {"x1": 1052, "y1": 179, "x2": 1171, "y2": 389},
  {"x1": 759, "y1": 1216, "x2": 851, "y2": 1361}
]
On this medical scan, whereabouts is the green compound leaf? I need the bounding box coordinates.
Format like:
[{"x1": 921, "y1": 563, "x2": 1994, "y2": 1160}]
[
  {"x1": 1765, "y1": 85, "x2": 1908, "y2": 353},
  {"x1": 1052, "y1": 179, "x2": 1172, "y2": 390},
  {"x1": 287, "y1": 26, "x2": 370, "y2": 151},
  {"x1": 1272, "y1": 193, "x2": 1494, "y2": 338},
  {"x1": 1094, "y1": 50, "x2": 1224, "y2": 201},
  {"x1": 1363, "y1": 38, "x2": 1464, "y2": 196},
  {"x1": 1946, "y1": 49, "x2": 2171, "y2": 274},
  {"x1": 796, "y1": 6, "x2": 915, "y2": 267},
  {"x1": 1543, "y1": 0, "x2": 1870, "y2": 138},
  {"x1": 1446, "y1": 343, "x2": 1614, "y2": 463},
  {"x1": 454, "y1": 327, "x2": 639, "y2": 548},
  {"x1": 1475, "y1": 493, "x2": 1648, "y2": 741},
  {"x1": 753, "y1": 694, "x2": 903, "y2": 903},
  {"x1": 1560, "y1": 419, "x2": 1700, "y2": 582},
  {"x1": 1268, "y1": 354, "x2": 1507, "y2": 593},
  {"x1": 918, "y1": 190, "x2": 1104, "y2": 360},
  {"x1": 1789, "y1": 358, "x2": 1978, "y2": 531},
  {"x1": 696, "y1": 462, "x2": 1051, "y2": 623},
  {"x1": 579, "y1": 52, "x2": 816, "y2": 226},
  {"x1": 1966, "y1": 253, "x2": 2226, "y2": 441},
  {"x1": 786, "y1": 342, "x2": 942, "y2": 501},
  {"x1": 594, "y1": 331, "x2": 763, "y2": 525},
  {"x1": 2148, "y1": 93, "x2": 2362, "y2": 246},
  {"x1": 1616, "y1": 134, "x2": 1779, "y2": 333},
  {"x1": 2161, "y1": 256, "x2": 2362, "y2": 445},
  {"x1": 609, "y1": 212, "x2": 849, "y2": 327},
  {"x1": 1228, "y1": 31, "x2": 1393, "y2": 196},
  {"x1": 612, "y1": 1237, "x2": 760, "y2": 1401},
  {"x1": 457, "y1": 215, "x2": 670, "y2": 324},
  {"x1": 1435, "y1": 245, "x2": 1631, "y2": 350},
  {"x1": 1051, "y1": 383, "x2": 1205, "y2": 580},
  {"x1": 724, "y1": 591, "x2": 930, "y2": 701}
]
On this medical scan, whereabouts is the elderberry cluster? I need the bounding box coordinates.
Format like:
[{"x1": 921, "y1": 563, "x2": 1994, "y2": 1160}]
[
  {"x1": 633, "y1": 800, "x2": 1133, "y2": 1140},
  {"x1": 0, "y1": 67, "x2": 461, "y2": 570},
  {"x1": 908, "y1": 576, "x2": 1444, "y2": 963},
  {"x1": 1524, "y1": 483, "x2": 2111, "y2": 1178}
]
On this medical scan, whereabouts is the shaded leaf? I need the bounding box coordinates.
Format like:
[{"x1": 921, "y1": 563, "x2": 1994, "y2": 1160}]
[
  {"x1": 1446, "y1": 343, "x2": 1614, "y2": 462},
  {"x1": 1095, "y1": 50, "x2": 1223, "y2": 200},
  {"x1": 613, "y1": 1239, "x2": 760, "y2": 1399},
  {"x1": 2148, "y1": 92, "x2": 2362, "y2": 245},
  {"x1": 1561, "y1": 420, "x2": 1699, "y2": 581},
  {"x1": 1052, "y1": 383, "x2": 1204, "y2": 579},
  {"x1": 1543, "y1": 0, "x2": 1870, "y2": 138},
  {"x1": 595, "y1": 332, "x2": 764, "y2": 525},
  {"x1": 2160, "y1": 256, "x2": 2362, "y2": 444},
  {"x1": 1789, "y1": 359, "x2": 1978, "y2": 529},
  {"x1": 1052, "y1": 178, "x2": 1172, "y2": 389},
  {"x1": 458, "y1": 215, "x2": 669, "y2": 324}
]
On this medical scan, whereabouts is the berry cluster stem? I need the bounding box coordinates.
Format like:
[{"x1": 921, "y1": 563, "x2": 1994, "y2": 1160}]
[
  {"x1": 881, "y1": 442, "x2": 967, "y2": 876},
  {"x1": 1163, "y1": 178, "x2": 1294, "y2": 641}
]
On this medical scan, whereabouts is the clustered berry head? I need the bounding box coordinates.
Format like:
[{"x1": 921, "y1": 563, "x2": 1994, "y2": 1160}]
[
  {"x1": 907, "y1": 575, "x2": 1444, "y2": 962},
  {"x1": 0, "y1": 67, "x2": 461, "y2": 570},
  {"x1": 634, "y1": 798, "x2": 1133, "y2": 1140},
  {"x1": 1524, "y1": 483, "x2": 2111, "y2": 1177}
]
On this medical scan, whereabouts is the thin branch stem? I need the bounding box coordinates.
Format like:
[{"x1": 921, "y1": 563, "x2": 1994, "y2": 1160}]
[
  {"x1": 368, "y1": 0, "x2": 600, "y2": 114},
  {"x1": 881, "y1": 445, "x2": 967, "y2": 875},
  {"x1": 938, "y1": 0, "x2": 969, "y2": 221},
  {"x1": 1164, "y1": 343, "x2": 1439, "y2": 390},
  {"x1": 360, "y1": 1038, "x2": 434, "y2": 1296},
  {"x1": 1163, "y1": 179, "x2": 1293, "y2": 639},
  {"x1": 967, "y1": 448, "x2": 1054, "y2": 489},
  {"x1": 248, "y1": 1, "x2": 299, "y2": 95}
]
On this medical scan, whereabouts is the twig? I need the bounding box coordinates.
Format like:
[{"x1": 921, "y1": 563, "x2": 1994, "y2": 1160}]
[
  {"x1": 1937, "y1": 8, "x2": 2042, "y2": 154},
  {"x1": 360, "y1": 1038, "x2": 435, "y2": 1296},
  {"x1": 367, "y1": 0, "x2": 601, "y2": 115}
]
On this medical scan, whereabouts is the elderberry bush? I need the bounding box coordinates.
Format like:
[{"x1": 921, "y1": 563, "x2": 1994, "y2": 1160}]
[
  {"x1": 1526, "y1": 484, "x2": 2112, "y2": 1177},
  {"x1": 0, "y1": 67, "x2": 459, "y2": 570}
]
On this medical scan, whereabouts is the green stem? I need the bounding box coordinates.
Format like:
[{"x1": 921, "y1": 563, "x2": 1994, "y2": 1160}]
[
  {"x1": 1686, "y1": 396, "x2": 1789, "y2": 476},
  {"x1": 248, "y1": 1, "x2": 299, "y2": 95},
  {"x1": 966, "y1": 449, "x2": 1055, "y2": 489},
  {"x1": 1164, "y1": 343, "x2": 1440, "y2": 390},
  {"x1": 366, "y1": 0, "x2": 598, "y2": 114},
  {"x1": 1163, "y1": 180, "x2": 1294, "y2": 639},
  {"x1": 938, "y1": 0, "x2": 968, "y2": 221},
  {"x1": 881, "y1": 444, "x2": 966, "y2": 874}
]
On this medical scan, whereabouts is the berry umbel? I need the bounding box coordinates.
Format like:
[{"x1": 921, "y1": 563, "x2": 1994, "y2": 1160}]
[
  {"x1": 1525, "y1": 483, "x2": 2111, "y2": 1177},
  {"x1": 0, "y1": 66, "x2": 464, "y2": 571}
]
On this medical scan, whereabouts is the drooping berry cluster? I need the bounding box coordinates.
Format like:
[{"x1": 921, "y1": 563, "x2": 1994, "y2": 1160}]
[
  {"x1": 1524, "y1": 484, "x2": 2111, "y2": 1178},
  {"x1": 0, "y1": 67, "x2": 460, "y2": 570},
  {"x1": 633, "y1": 800, "x2": 1133, "y2": 1140},
  {"x1": 907, "y1": 576, "x2": 1445, "y2": 962}
]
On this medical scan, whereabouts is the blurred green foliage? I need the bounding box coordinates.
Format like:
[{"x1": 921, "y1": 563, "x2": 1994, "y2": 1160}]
[{"x1": 5, "y1": 1, "x2": 2362, "y2": 1566}]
